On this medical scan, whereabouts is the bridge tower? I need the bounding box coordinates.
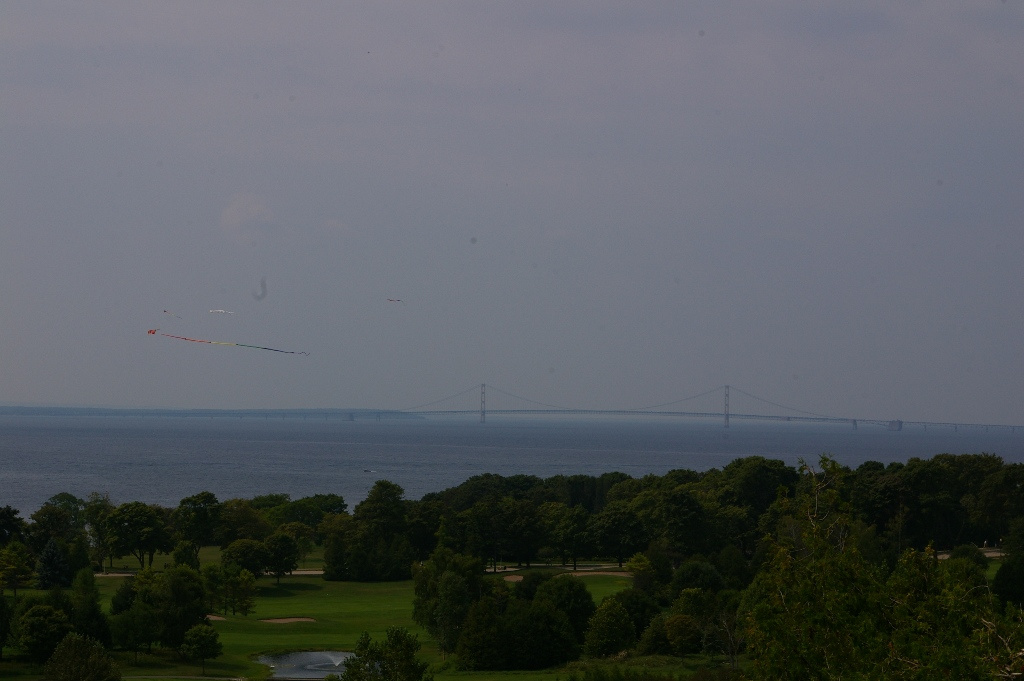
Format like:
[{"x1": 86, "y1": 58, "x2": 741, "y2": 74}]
[
  {"x1": 724, "y1": 384, "x2": 730, "y2": 428},
  {"x1": 480, "y1": 383, "x2": 486, "y2": 424}
]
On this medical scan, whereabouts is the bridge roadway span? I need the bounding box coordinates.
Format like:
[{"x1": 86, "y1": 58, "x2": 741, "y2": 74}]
[{"x1": 408, "y1": 408, "x2": 1021, "y2": 432}]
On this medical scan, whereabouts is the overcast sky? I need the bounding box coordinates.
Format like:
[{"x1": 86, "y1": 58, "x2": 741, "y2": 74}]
[{"x1": 1, "y1": 2, "x2": 1022, "y2": 424}]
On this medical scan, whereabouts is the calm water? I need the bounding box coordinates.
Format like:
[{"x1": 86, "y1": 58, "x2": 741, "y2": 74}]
[{"x1": 2, "y1": 412, "x2": 1022, "y2": 514}]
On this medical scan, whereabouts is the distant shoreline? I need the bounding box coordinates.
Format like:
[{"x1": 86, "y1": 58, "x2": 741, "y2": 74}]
[{"x1": 0, "y1": 406, "x2": 423, "y2": 421}]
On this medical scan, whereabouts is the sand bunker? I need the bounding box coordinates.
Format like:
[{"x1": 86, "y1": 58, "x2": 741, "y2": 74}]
[
  {"x1": 206, "y1": 614, "x2": 226, "y2": 621},
  {"x1": 260, "y1": 617, "x2": 317, "y2": 623}
]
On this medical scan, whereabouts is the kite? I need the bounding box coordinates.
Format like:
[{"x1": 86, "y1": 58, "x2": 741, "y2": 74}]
[
  {"x1": 147, "y1": 329, "x2": 309, "y2": 355},
  {"x1": 386, "y1": 298, "x2": 405, "y2": 304},
  {"x1": 253, "y1": 277, "x2": 268, "y2": 301},
  {"x1": 163, "y1": 310, "x2": 182, "y2": 319},
  {"x1": 209, "y1": 309, "x2": 235, "y2": 314}
]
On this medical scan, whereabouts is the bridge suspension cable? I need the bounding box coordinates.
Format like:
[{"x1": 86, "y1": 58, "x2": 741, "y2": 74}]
[
  {"x1": 630, "y1": 385, "x2": 727, "y2": 412},
  {"x1": 727, "y1": 385, "x2": 838, "y2": 419},
  {"x1": 483, "y1": 384, "x2": 576, "y2": 411},
  {"x1": 400, "y1": 384, "x2": 483, "y2": 411}
]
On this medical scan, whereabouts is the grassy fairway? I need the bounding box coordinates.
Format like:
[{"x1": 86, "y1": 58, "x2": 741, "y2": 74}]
[
  {"x1": 4, "y1": 570, "x2": 635, "y2": 680},
  {"x1": 94, "y1": 574, "x2": 422, "y2": 679}
]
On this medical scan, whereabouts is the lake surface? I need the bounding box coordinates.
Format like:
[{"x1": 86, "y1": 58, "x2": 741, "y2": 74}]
[{"x1": 1, "y1": 411, "x2": 1022, "y2": 514}]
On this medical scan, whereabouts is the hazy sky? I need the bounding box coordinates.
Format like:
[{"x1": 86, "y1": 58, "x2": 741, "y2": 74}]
[{"x1": 1, "y1": 2, "x2": 1022, "y2": 424}]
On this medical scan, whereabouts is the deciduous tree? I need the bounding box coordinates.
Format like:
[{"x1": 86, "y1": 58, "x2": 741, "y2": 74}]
[
  {"x1": 533, "y1": 575, "x2": 596, "y2": 644},
  {"x1": 221, "y1": 538, "x2": 269, "y2": 578},
  {"x1": 106, "y1": 502, "x2": 171, "y2": 570},
  {"x1": 583, "y1": 598, "x2": 634, "y2": 658},
  {"x1": 264, "y1": 532, "x2": 299, "y2": 584},
  {"x1": 17, "y1": 604, "x2": 72, "y2": 663},
  {"x1": 110, "y1": 600, "x2": 158, "y2": 663},
  {"x1": 83, "y1": 492, "x2": 115, "y2": 570},
  {"x1": 173, "y1": 491, "x2": 222, "y2": 551},
  {"x1": 0, "y1": 505, "x2": 26, "y2": 547},
  {"x1": 412, "y1": 547, "x2": 482, "y2": 656},
  {"x1": 0, "y1": 540, "x2": 34, "y2": 595},
  {"x1": 341, "y1": 627, "x2": 432, "y2": 681},
  {"x1": 180, "y1": 623, "x2": 222, "y2": 674}
]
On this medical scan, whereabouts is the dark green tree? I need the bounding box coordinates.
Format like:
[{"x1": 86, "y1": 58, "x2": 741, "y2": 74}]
[
  {"x1": 268, "y1": 493, "x2": 346, "y2": 529},
  {"x1": 223, "y1": 565, "x2": 257, "y2": 616},
  {"x1": 0, "y1": 540, "x2": 34, "y2": 595},
  {"x1": 277, "y1": 521, "x2": 315, "y2": 565},
  {"x1": 511, "y1": 571, "x2": 552, "y2": 602},
  {"x1": 0, "y1": 594, "x2": 11, "y2": 660},
  {"x1": 110, "y1": 600, "x2": 158, "y2": 663},
  {"x1": 321, "y1": 512, "x2": 353, "y2": 581},
  {"x1": 533, "y1": 575, "x2": 596, "y2": 644},
  {"x1": 606, "y1": 587, "x2": 660, "y2": 640},
  {"x1": 108, "y1": 576, "x2": 135, "y2": 615},
  {"x1": 28, "y1": 500, "x2": 79, "y2": 553},
  {"x1": 135, "y1": 566, "x2": 207, "y2": 649},
  {"x1": 42, "y1": 632, "x2": 121, "y2": 681},
  {"x1": 503, "y1": 597, "x2": 579, "y2": 669},
  {"x1": 347, "y1": 481, "x2": 415, "y2": 581},
  {"x1": 664, "y1": 613, "x2": 702, "y2": 656},
  {"x1": 878, "y1": 547, "x2": 1010, "y2": 679},
  {"x1": 556, "y1": 504, "x2": 591, "y2": 570},
  {"x1": 743, "y1": 458, "x2": 884, "y2": 679},
  {"x1": 106, "y1": 502, "x2": 171, "y2": 569},
  {"x1": 221, "y1": 538, "x2": 270, "y2": 578},
  {"x1": 583, "y1": 598, "x2": 635, "y2": 658},
  {"x1": 70, "y1": 567, "x2": 111, "y2": 647},
  {"x1": 636, "y1": 613, "x2": 673, "y2": 656},
  {"x1": 173, "y1": 491, "x2": 222, "y2": 551},
  {"x1": 412, "y1": 548, "x2": 483, "y2": 656},
  {"x1": 744, "y1": 456, "x2": 1024, "y2": 680},
  {"x1": 457, "y1": 499, "x2": 504, "y2": 570},
  {"x1": 66, "y1": 530, "x2": 92, "y2": 578},
  {"x1": 172, "y1": 540, "x2": 200, "y2": 570},
  {"x1": 0, "y1": 505, "x2": 26, "y2": 547},
  {"x1": 216, "y1": 498, "x2": 273, "y2": 546},
  {"x1": 993, "y1": 554, "x2": 1024, "y2": 607},
  {"x1": 631, "y1": 484, "x2": 708, "y2": 559},
  {"x1": 497, "y1": 496, "x2": 545, "y2": 567},
  {"x1": 671, "y1": 559, "x2": 724, "y2": 598},
  {"x1": 590, "y1": 500, "x2": 645, "y2": 567},
  {"x1": 263, "y1": 532, "x2": 300, "y2": 584},
  {"x1": 341, "y1": 627, "x2": 432, "y2": 681},
  {"x1": 455, "y1": 595, "x2": 505, "y2": 670},
  {"x1": 180, "y1": 623, "x2": 222, "y2": 674},
  {"x1": 83, "y1": 492, "x2": 115, "y2": 570},
  {"x1": 36, "y1": 537, "x2": 71, "y2": 589},
  {"x1": 200, "y1": 564, "x2": 225, "y2": 615},
  {"x1": 17, "y1": 604, "x2": 73, "y2": 663}
]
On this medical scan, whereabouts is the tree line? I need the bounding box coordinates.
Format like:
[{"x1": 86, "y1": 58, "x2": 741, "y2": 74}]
[{"x1": 2, "y1": 452, "x2": 1024, "y2": 677}]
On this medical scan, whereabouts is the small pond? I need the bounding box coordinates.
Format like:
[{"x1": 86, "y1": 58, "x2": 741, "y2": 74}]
[{"x1": 258, "y1": 650, "x2": 352, "y2": 679}]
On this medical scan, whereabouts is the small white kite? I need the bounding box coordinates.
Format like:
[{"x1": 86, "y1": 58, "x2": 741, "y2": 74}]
[{"x1": 209, "y1": 310, "x2": 235, "y2": 314}]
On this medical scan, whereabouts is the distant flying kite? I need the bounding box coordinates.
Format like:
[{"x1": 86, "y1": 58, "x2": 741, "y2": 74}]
[
  {"x1": 148, "y1": 329, "x2": 308, "y2": 355},
  {"x1": 163, "y1": 310, "x2": 182, "y2": 319},
  {"x1": 209, "y1": 309, "x2": 235, "y2": 314},
  {"x1": 253, "y1": 277, "x2": 268, "y2": 301},
  {"x1": 386, "y1": 298, "x2": 405, "y2": 304}
]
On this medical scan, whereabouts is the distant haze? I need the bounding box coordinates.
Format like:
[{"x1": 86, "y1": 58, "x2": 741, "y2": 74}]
[{"x1": 1, "y1": 3, "x2": 1022, "y2": 424}]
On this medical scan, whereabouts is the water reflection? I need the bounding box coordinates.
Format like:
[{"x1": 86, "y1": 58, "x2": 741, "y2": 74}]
[{"x1": 258, "y1": 650, "x2": 351, "y2": 679}]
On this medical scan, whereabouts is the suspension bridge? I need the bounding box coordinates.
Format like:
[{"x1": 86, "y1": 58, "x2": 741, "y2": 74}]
[
  {"x1": 400, "y1": 384, "x2": 1021, "y2": 432},
  {"x1": 13, "y1": 386, "x2": 1014, "y2": 432}
]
